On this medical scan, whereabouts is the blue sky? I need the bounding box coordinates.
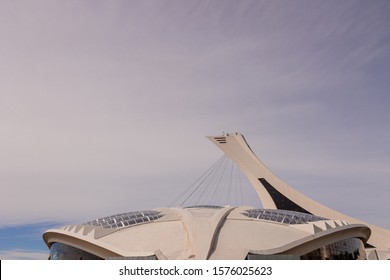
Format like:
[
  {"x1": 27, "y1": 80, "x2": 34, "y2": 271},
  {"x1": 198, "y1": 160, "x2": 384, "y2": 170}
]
[{"x1": 1, "y1": 0, "x2": 389, "y2": 259}]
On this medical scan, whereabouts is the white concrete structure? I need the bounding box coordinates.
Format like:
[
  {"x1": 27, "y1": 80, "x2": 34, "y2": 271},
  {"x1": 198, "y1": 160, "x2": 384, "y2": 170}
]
[
  {"x1": 207, "y1": 133, "x2": 390, "y2": 259},
  {"x1": 43, "y1": 133, "x2": 390, "y2": 260}
]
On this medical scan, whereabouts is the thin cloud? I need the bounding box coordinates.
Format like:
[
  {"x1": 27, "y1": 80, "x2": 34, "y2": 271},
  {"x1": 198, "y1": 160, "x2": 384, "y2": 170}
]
[{"x1": 0, "y1": 249, "x2": 48, "y2": 260}]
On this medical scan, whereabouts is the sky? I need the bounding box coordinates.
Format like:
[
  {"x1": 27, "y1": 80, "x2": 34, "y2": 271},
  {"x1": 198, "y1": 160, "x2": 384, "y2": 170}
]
[{"x1": 1, "y1": 0, "x2": 389, "y2": 259}]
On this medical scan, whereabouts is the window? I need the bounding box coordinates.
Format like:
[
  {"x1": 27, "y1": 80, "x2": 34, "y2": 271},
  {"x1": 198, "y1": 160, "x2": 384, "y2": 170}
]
[{"x1": 49, "y1": 243, "x2": 103, "y2": 260}]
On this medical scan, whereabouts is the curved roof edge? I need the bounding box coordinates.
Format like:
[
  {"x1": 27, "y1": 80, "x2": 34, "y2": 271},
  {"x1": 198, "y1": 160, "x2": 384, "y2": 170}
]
[{"x1": 249, "y1": 224, "x2": 371, "y2": 256}]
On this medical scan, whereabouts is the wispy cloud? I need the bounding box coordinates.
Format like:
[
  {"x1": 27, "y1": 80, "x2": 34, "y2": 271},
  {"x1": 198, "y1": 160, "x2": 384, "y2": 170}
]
[
  {"x1": 0, "y1": 0, "x2": 389, "y2": 242},
  {"x1": 0, "y1": 249, "x2": 48, "y2": 260}
]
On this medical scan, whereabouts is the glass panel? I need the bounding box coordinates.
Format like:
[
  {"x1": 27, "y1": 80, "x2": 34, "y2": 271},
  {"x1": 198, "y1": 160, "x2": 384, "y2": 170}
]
[
  {"x1": 300, "y1": 238, "x2": 365, "y2": 260},
  {"x1": 83, "y1": 210, "x2": 164, "y2": 229},
  {"x1": 241, "y1": 209, "x2": 327, "y2": 225},
  {"x1": 49, "y1": 243, "x2": 103, "y2": 260}
]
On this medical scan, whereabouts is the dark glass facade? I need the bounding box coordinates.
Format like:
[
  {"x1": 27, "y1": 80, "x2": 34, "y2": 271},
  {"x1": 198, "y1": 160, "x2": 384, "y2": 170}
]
[
  {"x1": 300, "y1": 237, "x2": 366, "y2": 260},
  {"x1": 49, "y1": 243, "x2": 103, "y2": 260}
]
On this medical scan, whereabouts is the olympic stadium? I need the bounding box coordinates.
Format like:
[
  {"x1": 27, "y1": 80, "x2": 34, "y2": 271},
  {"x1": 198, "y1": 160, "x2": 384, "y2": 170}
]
[{"x1": 43, "y1": 133, "x2": 390, "y2": 260}]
